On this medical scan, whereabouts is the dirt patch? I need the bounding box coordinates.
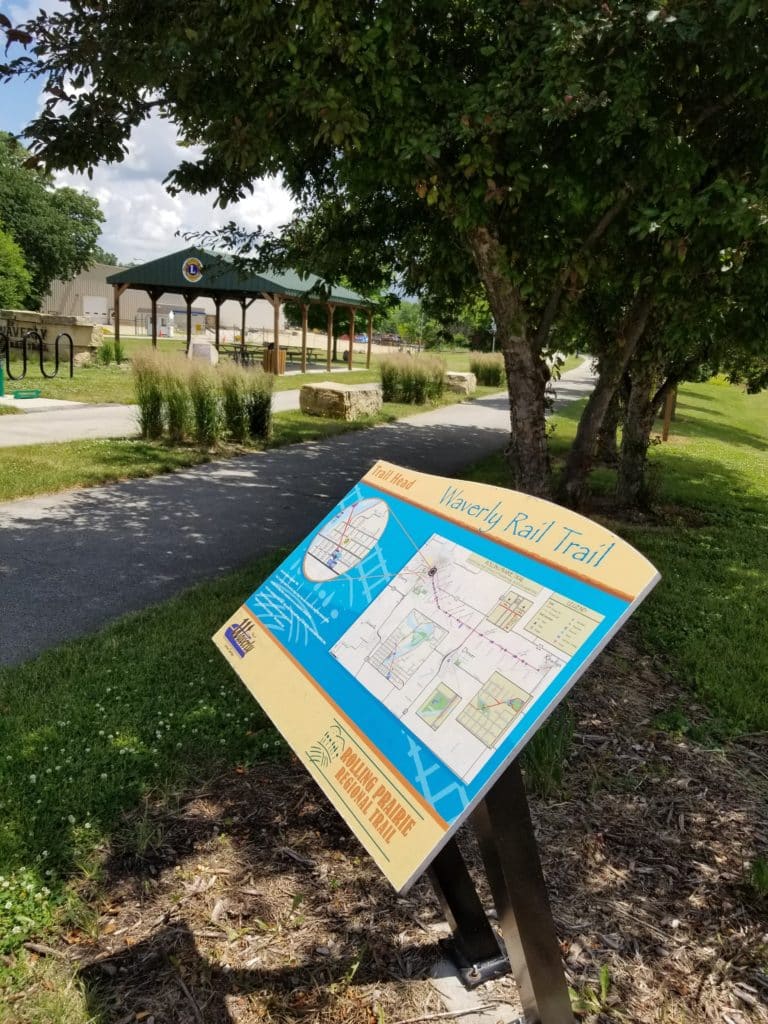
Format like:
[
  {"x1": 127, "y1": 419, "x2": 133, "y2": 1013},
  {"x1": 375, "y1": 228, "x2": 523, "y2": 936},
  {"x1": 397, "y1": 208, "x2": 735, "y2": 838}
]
[{"x1": 28, "y1": 631, "x2": 768, "y2": 1024}]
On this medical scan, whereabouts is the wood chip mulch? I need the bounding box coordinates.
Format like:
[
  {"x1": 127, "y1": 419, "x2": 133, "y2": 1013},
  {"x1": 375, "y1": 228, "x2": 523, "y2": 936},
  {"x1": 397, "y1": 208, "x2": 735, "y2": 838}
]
[{"x1": 30, "y1": 630, "x2": 767, "y2": 1024}]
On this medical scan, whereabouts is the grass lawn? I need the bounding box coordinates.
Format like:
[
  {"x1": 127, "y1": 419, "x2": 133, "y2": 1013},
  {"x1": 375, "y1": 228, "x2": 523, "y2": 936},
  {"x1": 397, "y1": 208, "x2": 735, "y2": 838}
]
[
  {"x1": 0, "y1": 387, "x2": 501, "y2": 502},
  {"x1": 0, "y1": 552, "x2": 286, "y2": 946},
  {"x1": 464, "y1": 377, "x2": 768, "y2": 735},
  {"x1": 4, "y1": 348, "x2": 590, "y2": 408},
  {"x1": 0, "y1": 372, "x2": 764, "y2": 1022},
  {"x1": 6, "y1": 347, "x2": 571, "y2": 406},
  {"x1": 4, "y1": 360, "x2": 136, "y2": 405}
]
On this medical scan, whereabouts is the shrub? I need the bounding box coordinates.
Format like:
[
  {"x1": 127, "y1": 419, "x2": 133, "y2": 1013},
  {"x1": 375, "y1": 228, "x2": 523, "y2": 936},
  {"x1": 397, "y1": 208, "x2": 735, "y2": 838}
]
[
  {"x1": 188, "y1": 366, "x2": 222, "y2": 445},
  {"x1": 161, "y1": 360, "x2": 191, "y2": 443},
  {"x1": 96, "y1": 339, "x2": 114, "y2": 366},
  {"x1": 378, "y1": 354, "x2": 445, "y2": 404},
  {"x1": 113, "y1": 336, "x2": 124, "y2": 365},
  {"x1": 470, "y1": 352, "x2": 505, "y2": 387},
  {"x1": 244, "y1": 369, "x2": 273, "y2": 442},
  {"x1": 220, "y1": 366, "x2": 249, "y2": 443},
  {"x1": 132, "y1": 352, "x2": 164, "y2": 439}
]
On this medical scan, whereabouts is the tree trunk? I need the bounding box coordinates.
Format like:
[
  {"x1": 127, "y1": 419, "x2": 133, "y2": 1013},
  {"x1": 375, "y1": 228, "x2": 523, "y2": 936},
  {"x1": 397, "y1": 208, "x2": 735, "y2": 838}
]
[
  {"x1": 616, "y1": 359, "x2": 662, "y2": 509},
  {"x1": 468, "y1": 226, "x2": 552, "y2": 497},
  {"x1": 559, "y1": 292, "x2": 652, "y2": 509},
  {"x1": 595, "y1": 384, "x2": 622, "y2": 465}
]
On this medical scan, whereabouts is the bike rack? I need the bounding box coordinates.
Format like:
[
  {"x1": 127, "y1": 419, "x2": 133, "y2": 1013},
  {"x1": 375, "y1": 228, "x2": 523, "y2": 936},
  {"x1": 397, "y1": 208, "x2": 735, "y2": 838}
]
[
  {"x1": 3, "y1": 330, "x2": 28, "y2": 381},
  {"x1": 0, "y1": 329, "x2": 75, "y2": 382},
  {"x1": 40, "y1": 331, "x2": 74, "y2": 379}
]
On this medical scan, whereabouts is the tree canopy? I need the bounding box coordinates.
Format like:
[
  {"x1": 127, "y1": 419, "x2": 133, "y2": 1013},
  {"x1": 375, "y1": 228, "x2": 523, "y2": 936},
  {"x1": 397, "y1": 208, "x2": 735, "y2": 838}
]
[
  {"x1": 6, "y1": 2, "x2": 768, "y2": 496},
  {"x1": 0, "y1": 225, "x2": 31, "y2": 309},
  {"x1": 0, "y1": 132, "x2": 106, "y2": 308}
]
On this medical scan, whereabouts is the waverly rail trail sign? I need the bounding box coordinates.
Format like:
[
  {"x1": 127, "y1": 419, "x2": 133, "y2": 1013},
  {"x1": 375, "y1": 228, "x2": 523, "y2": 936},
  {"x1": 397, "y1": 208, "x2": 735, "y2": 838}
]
[{"x1": 215, "y1": 460, "x2": 659, "y2": 892}]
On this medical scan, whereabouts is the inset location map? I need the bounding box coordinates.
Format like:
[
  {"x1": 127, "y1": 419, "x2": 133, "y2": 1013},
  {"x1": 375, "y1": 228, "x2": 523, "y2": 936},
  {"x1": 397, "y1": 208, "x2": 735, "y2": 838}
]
[
  {"x1": 332, "y1": 533, "x2": 604, "y2": 782},
  {"x1": 303, "y1": 498, "x2": 389, "y2": 581}
]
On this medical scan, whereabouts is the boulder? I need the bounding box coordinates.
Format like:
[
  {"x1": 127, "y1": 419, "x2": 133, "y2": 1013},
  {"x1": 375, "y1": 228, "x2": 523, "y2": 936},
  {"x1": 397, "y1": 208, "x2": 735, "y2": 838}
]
[
  {"x1": 300, "y1": 382, "x2": 383, "y2": 420},
  {"x1": 444, "y1": 371, "x2": 477, "y2": 395}
]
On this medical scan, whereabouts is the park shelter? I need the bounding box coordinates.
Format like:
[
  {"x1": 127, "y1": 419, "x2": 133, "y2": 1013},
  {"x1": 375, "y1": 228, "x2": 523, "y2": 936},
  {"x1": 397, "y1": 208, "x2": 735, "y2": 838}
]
[{"x1": 106, "y1": 247, "x2": 374, "y2": 374}]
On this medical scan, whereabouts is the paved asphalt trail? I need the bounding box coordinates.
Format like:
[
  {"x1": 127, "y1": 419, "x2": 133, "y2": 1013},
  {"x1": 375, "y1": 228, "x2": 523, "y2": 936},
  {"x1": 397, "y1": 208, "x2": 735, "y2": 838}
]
[{"x1": 0, "y1": 363, "x2": 594, "y2": 666}]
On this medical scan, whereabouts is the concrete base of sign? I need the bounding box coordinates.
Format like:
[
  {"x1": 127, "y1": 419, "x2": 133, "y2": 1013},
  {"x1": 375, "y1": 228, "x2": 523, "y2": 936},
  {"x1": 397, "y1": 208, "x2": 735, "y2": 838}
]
[
  {"x1": 299, "y1": 381, "x2": 382, "y2": 420},
  {"x1": 444, "y1": 371, "x2": 477, "y2": 395},
  {"x1": 187, "y1": 339, "x2": 219, "y2": 365},
  {"x1": 429, "y1": 958, "x2": 522, "y2": 1023}
]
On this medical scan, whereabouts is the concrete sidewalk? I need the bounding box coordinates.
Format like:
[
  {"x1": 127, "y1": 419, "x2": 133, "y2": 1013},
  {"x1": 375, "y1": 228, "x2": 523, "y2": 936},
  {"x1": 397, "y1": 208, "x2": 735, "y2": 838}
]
[
  {"x1": 1, "y1": 384, "x2": 364, "y2": 446},
  {"x1": 0, "y1": 364, "x2": 594, "y2": 666}
]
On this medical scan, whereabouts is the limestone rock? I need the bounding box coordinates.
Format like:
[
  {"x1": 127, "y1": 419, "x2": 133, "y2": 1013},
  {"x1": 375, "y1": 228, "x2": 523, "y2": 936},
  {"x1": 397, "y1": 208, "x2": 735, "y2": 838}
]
[
  {"x1": 187, "y1": 339, "x2": 219, "y2": 365},
  {"x1": 444, "y1": 371, "x2": 477, "y2": 395},
  {"x1": 299, "y1": 382, "x2": 383, "y2": 420}
]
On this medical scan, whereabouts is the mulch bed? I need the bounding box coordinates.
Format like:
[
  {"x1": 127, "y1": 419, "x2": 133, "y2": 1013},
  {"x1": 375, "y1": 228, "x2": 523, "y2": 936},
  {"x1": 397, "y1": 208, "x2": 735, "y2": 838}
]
[{"x1": 28, "y1": 631, "x2": 768, "y2": 1023}]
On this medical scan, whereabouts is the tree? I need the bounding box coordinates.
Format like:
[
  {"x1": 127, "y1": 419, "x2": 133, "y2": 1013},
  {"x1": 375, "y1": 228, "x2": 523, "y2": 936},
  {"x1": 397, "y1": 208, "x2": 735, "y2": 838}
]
[
  {"x1": 0, "y1": 132, "x2": 105, "y2": 307},
  {"x1": 6, "y1": 3, "x2": 768, "y2": 496},
  {"x1": 91, "y1": 246, "x2": 119, "y2": 266},
  {"x1": 0, "y1": 225, "x2": 31, "y2": 308}
]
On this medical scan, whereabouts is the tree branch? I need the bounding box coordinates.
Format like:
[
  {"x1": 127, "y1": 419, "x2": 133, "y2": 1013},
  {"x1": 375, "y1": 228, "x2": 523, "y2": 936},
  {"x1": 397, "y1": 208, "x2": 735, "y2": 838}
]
[{"x1": 533, "y1": 188, "x2": 631, "y2": 351}]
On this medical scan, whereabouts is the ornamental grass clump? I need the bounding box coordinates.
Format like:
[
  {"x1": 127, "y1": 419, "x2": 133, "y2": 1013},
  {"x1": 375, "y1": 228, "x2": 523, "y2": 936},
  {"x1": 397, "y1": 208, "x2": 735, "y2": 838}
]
[
  {"x1": 424, "y1": 354, "x2": 446, "y2": 401},
  {"x1": 378, "y1": 354, "x2": 445, "y2": 404},
  {"x1": 220, "y1": 365, "x2": 249, "y2": 443},
  {"x1": 161, "y1": 360, "x2": 191, "y2": 443},
  {"x1": 113, "y1": 335, "x2": 124, "y2": 365},
  {"x1": 379, "y1": 358, "x2": 401, "y2": 402},
  {"x1": 188, "y1": 365, "x2": 222, "y2": 446},
  {"x1": 470, "y1": 352, "x2": 505, "y2": 387},
  {"x1": 244, "y1": 369, "x2": 274, "y2": 442},
  {"x1": 132, "y1": 352, "x2": 164, "y2": 440}
]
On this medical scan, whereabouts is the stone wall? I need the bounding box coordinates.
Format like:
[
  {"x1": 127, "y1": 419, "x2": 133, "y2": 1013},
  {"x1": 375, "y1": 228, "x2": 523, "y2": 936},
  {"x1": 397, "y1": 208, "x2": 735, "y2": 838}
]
[{"x1": 0, "y1": 309, "x2": 102, "y2": 355}]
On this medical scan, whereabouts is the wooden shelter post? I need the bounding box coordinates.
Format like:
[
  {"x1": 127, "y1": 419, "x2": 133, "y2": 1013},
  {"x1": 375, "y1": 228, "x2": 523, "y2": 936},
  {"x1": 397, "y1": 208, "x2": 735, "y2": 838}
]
[
  {"x1": 148, "y1": 288, "x2": 163, "y2": 349},
  {"x1": 326, "y1": 304, "x2": 335, "y2": 373},
  {"x1": 301, "y1": 303, "x2": 309, "y2": 373},
  {"x1": 366, "y1": 310, "x2": 373, "y2": 369},
  {"x1": 184, "y1": 292, "x2": 193, "y2": 354},
  {"x1": 213, "y1": 297, "x2": 224, "y2": 351},
  {"x1": 273, "y1": 296, "x2": 281, "y2": 365},
  {"x1": 347, "y1": 306, "x2": 356, "y2": 370},
  {"x1": 240, "y1": 299, "x2": 247, "y2": 357},
  {"x1": 112, "y1": 283, "x2": 128, "y2": 347}
]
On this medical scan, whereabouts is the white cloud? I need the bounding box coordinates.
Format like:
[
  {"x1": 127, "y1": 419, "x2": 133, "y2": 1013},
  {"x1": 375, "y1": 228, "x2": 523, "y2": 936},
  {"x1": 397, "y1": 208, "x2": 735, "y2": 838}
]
[{"x1": 54, "y1": 115, "x2": 296, "y2": 263}]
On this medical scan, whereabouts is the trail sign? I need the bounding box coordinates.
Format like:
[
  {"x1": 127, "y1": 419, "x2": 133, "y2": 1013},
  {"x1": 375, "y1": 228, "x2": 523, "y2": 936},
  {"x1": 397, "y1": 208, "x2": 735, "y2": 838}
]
[{"x1": 214, "y1": 461, "x2": 659, "y2": 892}]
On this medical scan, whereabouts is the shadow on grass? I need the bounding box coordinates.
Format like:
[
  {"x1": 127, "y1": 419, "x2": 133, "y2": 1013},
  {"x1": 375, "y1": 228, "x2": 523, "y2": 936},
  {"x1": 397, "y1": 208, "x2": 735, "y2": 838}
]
[
  {"x1": 673, "y1": 401, "x2": 726, "y2": 418},
  {"x1": 668, "y1": 412, "x2": 768, "y2": 452}
]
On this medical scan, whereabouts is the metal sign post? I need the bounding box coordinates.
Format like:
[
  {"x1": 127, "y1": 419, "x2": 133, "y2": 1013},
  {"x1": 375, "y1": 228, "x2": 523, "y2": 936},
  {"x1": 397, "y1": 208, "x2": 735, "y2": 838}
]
[
  {"x1": 428, "y1": 838, "x2": 509, "y2": 986},
  {"x1": 427, "y1": 759, "x2": 574, "y2": 1024}
]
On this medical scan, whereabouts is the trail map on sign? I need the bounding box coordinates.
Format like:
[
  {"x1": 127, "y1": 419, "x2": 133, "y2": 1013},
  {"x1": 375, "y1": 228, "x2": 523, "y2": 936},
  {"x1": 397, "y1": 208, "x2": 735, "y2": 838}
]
[
  {"x1": 214, "y1": 461, "x2": 660, "y2": 891},
  {"x1": 332, "y1": 534, "x2": 597, "y2": 782}
]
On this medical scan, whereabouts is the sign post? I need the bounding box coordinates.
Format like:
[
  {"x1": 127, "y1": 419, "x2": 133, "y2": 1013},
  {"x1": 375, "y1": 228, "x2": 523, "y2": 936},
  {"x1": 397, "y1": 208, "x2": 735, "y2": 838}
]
[
  {"x1": 214, "y1": 462, "x2": 659, "y2": 1020},
  {"x1": 474, "y1": 761, "x2": 574, "y2": 1022}
]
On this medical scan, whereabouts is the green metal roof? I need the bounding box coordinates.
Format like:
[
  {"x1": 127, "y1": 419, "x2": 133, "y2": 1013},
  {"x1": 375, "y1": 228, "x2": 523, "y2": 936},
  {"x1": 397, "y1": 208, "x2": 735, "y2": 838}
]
[{"x1": 106, "y1": 247, "x2": 371, "y2": 306}]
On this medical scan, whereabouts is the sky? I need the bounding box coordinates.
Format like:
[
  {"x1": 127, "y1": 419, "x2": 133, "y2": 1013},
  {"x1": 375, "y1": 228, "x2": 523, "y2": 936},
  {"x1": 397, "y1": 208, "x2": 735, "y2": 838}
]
[{"x1": 0, "y1": 1, "x2": 295, "y2": 264}]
